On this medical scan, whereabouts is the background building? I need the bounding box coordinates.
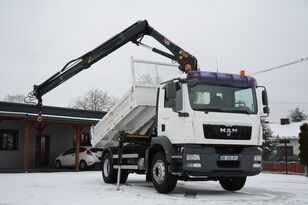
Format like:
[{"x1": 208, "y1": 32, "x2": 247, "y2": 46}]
[
  {"x1": 269, "y1": 118, "x2": 307, "y2": 162},
  {"x1": 0, "y1": 101, "x2": 105, "y2": 172}
]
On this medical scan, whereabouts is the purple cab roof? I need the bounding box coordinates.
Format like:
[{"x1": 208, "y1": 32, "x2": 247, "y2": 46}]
[{"x1": 187, "y1": 71, "x2": 257, "y2": 87}]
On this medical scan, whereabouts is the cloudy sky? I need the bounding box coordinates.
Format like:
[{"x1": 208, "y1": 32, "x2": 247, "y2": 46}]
[{"x1": 0, "y1": 0, "x2": 307, "y2": 122}]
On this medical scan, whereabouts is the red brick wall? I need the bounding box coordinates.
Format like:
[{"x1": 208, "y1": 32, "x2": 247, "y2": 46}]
[{"x1": 262, "y1": 162, "x2": 305, "y2": 174}]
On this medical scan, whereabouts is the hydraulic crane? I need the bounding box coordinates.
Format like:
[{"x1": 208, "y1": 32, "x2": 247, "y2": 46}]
[{"x1": 29, "y1": 20, "x2": 198, "y2": 121}]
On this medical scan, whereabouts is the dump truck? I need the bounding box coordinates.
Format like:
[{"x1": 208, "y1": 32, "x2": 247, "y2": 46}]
[{"x1": 30, "y1": 20, "x2": 270, "y2": 193}]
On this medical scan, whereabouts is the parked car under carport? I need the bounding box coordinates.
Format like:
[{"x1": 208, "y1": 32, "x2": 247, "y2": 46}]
[{"x1": 55, "y1": 147, "x2": 103, "y2": 169}]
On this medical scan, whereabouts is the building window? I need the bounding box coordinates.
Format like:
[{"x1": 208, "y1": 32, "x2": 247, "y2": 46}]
[
  {"x1": 277, "y1": 146, "x2": 294, "y2": 158},
  {"x1": 0, "y1": 130, "x2": 18, "y2": 150},
  {"x1": 73, "y1": 133, "x2": 91, "y2": 146}
]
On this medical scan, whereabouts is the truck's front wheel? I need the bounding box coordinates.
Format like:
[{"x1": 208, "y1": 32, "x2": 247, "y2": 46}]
[
  {"x1": 151, "y1": 152, "x2": 177, "y2": 193},
  {"x1": 219, "y1": 177, "x2": 246, "y2": 191}
]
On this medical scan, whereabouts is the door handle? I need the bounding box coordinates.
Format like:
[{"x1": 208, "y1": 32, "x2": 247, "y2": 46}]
[{"x1": 178, "y1": 112, "x2": 189, "y2": 117}]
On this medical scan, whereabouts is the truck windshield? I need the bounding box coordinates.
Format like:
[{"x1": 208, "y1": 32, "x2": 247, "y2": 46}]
[{"x1": 188, "y1": 84, "x2": 257, "y2": 114}]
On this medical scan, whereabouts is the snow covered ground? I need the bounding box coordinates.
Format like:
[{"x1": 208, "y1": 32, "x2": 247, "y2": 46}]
[{"x1": 0, "y1": 172, "x2": 307, "y2": 205}]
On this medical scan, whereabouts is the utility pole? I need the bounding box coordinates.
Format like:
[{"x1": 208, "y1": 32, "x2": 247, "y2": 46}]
[
  {"x1": 279, "y1": 138, "x2": 289, "y2": 174},
  {"x1": 284, "y1": 138, "x2": 288, "y2": 175}
]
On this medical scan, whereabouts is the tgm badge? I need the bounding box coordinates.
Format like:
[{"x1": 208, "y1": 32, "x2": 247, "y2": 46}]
[{"x1": 220, "y1": 127, "x2": 238, "y2": 137}]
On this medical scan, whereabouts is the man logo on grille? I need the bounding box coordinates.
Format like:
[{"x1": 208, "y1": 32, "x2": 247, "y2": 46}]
[{"x1": 220, "y1": 128, "x2": 238, "y2": 137}]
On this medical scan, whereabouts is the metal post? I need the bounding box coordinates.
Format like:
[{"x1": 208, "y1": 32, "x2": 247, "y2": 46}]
[
  {"x1": 117, "y1": 131, "x2": 125, "y2": 191},
  {"x1": 131, "y1": 56, "x2": 136, "y2": 89},
  {"x1": 75, "y1": 126, "x2": 81, "y2": 171},
  {"x1": 36, "y1": 124, "x2": 43, "y2": 168},
  {"x1": 23, "y1": 121, "x2": 31, "y2": 172},
  {"x1": 284, "y1": 138, "x2": 288, "y2": 174}
]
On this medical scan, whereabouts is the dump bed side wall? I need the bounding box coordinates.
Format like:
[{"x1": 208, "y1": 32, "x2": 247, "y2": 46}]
[{"x1": 91, "y1": 85, "x2": 158, "y2": 148}]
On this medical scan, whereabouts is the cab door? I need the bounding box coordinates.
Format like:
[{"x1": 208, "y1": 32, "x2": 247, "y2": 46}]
[{"x1": 158, "y1": 82, "x2": 194, "y2": 144}]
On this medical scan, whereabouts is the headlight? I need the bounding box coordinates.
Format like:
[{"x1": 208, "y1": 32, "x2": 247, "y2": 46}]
[
  {"x1": 254, "y1": 155, "x2": 262, "y2": 161},
  {"x1": 186, "y1": 154, "x2": 200, "y2": 161}
]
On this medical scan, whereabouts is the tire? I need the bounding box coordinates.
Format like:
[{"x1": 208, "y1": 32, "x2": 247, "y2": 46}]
[
  {"x1": 151, "y1": 152, "x2": 177, "y2": 193},
  {"x1": 102, "y1": 153, "x2": 117, "y2": 184},
  {"x1": 219, "y1": 177, "x2": 247, "y2": 191},
  {"x1": 56, "y1": 160, "x2": 61, "y2": 169},
  {"x1": 79, "y1": 160, "x2": 87, "y2": 170}
]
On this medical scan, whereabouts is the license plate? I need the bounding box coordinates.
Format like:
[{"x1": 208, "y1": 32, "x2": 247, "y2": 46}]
[{"x1": 219, "y1": 155, "x2": 239, "y2": 161}]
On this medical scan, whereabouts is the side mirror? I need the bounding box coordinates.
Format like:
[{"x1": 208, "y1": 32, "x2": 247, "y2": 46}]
[
  {"x1": 187, "y1": 78, "x2": 199, "y2": 87},
  {"x1": 166, "y1": 82, "x2": 176, "y2": 100},
  {"x1": 166, "y1": 99, "x2": 176, "y2": 109},
  {"x1": 263, "y1": 106, "x2": 270, "y2": 114},
  {"x1": 262, "y1": 90, "x2": 268, "y2": 106},
  {"x1": 258, "y1": 86, "x2": 270, "y2": 117}
]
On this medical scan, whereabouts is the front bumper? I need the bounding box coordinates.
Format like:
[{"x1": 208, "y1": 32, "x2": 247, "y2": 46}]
[{"x1": 170, "y1": 145, "x2": 261, "y2": 177}]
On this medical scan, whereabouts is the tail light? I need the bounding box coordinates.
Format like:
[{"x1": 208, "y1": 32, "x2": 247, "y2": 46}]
[{"x1": 86, "y1": 150, "x2": 93, "y2": 156}]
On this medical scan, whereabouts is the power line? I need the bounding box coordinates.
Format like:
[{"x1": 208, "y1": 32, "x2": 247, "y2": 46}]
[
  {"x1": 249, "y1": 57, "x2": 308, "y2": 76},
  {"x1": 270, "y1": 101, "x2": 308, "y2": 104}
]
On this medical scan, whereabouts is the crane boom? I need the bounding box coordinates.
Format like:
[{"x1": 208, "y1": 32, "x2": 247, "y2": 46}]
[{"x1": 30, "y1": 20, "x2": 198, "y2": 120}]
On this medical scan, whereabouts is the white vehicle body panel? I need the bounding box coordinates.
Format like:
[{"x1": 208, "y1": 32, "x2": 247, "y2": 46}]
[{"x1": 91, "y1": 84, "x2": 158, "y2": 148}]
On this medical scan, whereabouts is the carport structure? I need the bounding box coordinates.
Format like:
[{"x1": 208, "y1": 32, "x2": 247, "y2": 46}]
[{"x1": 0, "y1": 101, "x2": 105, "y2": 172}]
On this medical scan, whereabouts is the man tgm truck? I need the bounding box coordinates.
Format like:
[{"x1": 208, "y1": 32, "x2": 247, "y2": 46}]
[{"x1": 30, "y1": 20, "x2": 269, "y2": 193}]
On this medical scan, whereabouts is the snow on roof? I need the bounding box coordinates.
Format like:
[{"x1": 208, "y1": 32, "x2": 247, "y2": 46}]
[
  {"x1": 269, "y1": 120, "x2": 308, "y2": 139},
  {"x1": 0, "y1": 111, "x2": 101, "y2": 124}
]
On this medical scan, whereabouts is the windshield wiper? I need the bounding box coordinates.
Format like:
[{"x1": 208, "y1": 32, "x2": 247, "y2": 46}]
[
  {"x1": 223, "y1": 109, "x2": 251, "y2": 114},
  {"x1": 202, "y1": 108, "x2": 251, "y2": 114}
]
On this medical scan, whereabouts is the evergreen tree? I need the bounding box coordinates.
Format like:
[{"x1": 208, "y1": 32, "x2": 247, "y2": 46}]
[
  {"x1": 261, "y1": 121, "x2": 277, "y2": 161},
  {"x1": 288, "y1": 107, "x2": 307, "y2": 122},
  {"x1": 298, "y1": 123, "x2": 308, "y2": 167}
]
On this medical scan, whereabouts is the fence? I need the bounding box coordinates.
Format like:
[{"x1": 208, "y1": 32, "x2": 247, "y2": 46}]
[{"x1": 262, "y1": 162, "x2": 305, "y2": 174}]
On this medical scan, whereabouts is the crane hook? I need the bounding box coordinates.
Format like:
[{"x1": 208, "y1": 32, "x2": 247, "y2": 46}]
[{"x1": 37, "y1": 99, "x2": 43, "y2": 122}]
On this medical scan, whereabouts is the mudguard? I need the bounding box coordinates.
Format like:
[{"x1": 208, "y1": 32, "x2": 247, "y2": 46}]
[{"x1": 145, "y1": 136, "x2": 178, "y2": 172}]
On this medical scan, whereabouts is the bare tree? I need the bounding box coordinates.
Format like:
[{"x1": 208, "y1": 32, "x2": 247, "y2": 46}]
[
  {"x1": 70, "y1": 89, "x2": 117, "y2": 111},
  {"x1": 138, "y1": 73, "x2": 160, "y2": 84},
  {"x1": 3, "y1": 94, "x2": 26, "y2": 103}
]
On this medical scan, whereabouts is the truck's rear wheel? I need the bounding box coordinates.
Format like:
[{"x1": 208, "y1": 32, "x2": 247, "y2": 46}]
[
  {"x1": 102, "y1": 153, "x2": 117, "y2": 184},
  {"x1": 151, "y1": 152, "x2": 177, "y2": 193},
  {"x1": 219, "y1": 177, "x2": 246, "y2": 191}
]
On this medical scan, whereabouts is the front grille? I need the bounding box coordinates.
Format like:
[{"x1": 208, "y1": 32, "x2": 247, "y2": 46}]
[
  {"x1": 203, "y1": 124, "x2": 251, "y2": 140},
  {"x1": 215, "y1": 146, "x2": 244, "y2": 154}
]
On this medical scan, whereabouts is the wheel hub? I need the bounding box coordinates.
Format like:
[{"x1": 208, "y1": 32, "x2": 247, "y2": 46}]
[
  {"x1": 103, "y1": 158, "x2": 110, "y2": 177},
  {"x1": 152, "y1": 160, "x2": 165, "y2": 184}
]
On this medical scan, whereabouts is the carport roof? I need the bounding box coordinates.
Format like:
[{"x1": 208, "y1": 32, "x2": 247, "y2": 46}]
[{"x1": 0, "y1": 101, "x2": 105, "y2": 125}]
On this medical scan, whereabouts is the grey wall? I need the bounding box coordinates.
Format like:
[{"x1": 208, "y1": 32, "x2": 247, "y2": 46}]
[
  {"x1": 0, "y1": 120, "x2": 24, "y2": 169},
  {"x1": 0, "y1": 119, "x2": 91, "y2": 169}
]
